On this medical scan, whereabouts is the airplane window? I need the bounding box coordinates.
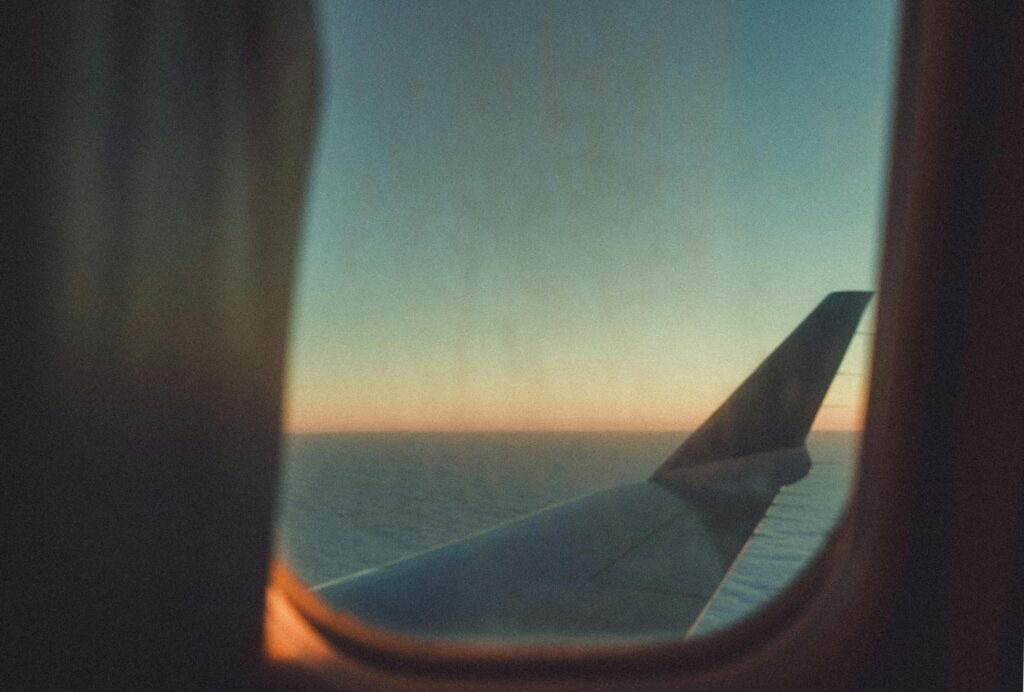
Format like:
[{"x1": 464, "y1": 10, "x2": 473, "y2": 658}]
[{"x1": 274, "y1": 0, "x2": 898, "y2": 644}]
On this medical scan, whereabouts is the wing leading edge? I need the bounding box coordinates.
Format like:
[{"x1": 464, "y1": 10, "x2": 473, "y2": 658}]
[{"x1": 317, "y1": 292, "x2": 872, "y2": 642}]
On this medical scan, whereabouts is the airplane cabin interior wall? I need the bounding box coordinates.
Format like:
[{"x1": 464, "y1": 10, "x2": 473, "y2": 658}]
[
  {"x1": 0, "y1": 3, "x2": 318, "y2": 690},
  {"x1": 0, "y1": 2, "x2": 1021, "y2": 691}
]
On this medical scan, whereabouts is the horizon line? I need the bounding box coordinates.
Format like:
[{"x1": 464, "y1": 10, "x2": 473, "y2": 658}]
[{"x1": 282, "y1": 426, "x2": 866, "y2": 435}]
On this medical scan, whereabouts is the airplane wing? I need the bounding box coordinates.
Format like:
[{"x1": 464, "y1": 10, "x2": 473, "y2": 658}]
[{"x1": 315, "y1": 292, "x2": 873, "y2": 642}]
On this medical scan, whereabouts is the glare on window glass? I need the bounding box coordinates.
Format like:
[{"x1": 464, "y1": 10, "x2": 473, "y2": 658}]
[{"x1": 274, "y1": 0, "x2": 897, "y2": 643}]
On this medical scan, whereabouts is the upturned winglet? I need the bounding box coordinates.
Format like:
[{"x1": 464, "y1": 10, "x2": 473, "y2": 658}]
[{"x1": 653, "y1": 291, "x2": 873, "y2": 481}]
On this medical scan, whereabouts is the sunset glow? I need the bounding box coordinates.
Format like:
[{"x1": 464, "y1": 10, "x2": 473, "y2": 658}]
[{"x1": 284, "y1": 1, "x2": 894, "y2": 434}]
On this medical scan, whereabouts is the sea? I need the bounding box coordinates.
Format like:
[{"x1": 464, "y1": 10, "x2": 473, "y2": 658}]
[{"x1": 273, "y1": 430, "x2": 857, "y2": 641}]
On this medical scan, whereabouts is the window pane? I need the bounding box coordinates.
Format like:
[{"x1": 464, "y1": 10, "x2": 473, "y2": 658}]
[{"x1": 275, "y1": 0, "x2": 897, "y2": 643}]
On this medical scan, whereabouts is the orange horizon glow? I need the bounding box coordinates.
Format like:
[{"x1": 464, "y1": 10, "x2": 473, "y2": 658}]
[
  {"x1": 283, "y1": 391, "x2": 869, "y2": 434},
  {"x1": 285, "y1": 425, "x2": 866, "y2": 434},
  {"x1": 283, "y1": 304, "x2": 874, "y2": 438}
]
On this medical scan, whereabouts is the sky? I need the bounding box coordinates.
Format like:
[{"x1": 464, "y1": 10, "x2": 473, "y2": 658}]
[{"x1": 284, "y1": 0, "x2": 898, "y2": 433}]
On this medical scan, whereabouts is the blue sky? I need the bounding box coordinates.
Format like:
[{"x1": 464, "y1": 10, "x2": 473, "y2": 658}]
[{"x1": 285, "y1": 0, "x2": 898, "y2": 431}]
